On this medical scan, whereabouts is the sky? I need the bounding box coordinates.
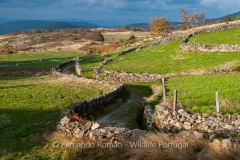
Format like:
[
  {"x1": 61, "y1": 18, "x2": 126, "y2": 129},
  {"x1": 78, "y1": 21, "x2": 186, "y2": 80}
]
[{"x1": 0, "y1": 0, "x2": 240, "y2": 23}]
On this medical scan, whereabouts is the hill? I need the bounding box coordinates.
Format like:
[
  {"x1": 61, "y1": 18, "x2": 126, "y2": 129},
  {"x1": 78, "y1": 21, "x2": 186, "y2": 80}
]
[
  {"x1": 0, "y1": 20, "x2": 100, "y2": 35},
  {"x1": 0, "y1": 20, "x2": 54, "y2": 35},
  {"x1": 209, "y1": 11, "x2": 240, "y2": 22},
  {"x1": 42, "y1": 22, "x2": 80, "y2": 31}
]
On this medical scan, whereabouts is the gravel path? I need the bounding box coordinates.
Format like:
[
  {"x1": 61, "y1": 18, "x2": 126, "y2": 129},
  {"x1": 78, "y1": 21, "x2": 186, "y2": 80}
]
[{"x1": 96, "y1": 90, "x2": 143, "y2": 128}]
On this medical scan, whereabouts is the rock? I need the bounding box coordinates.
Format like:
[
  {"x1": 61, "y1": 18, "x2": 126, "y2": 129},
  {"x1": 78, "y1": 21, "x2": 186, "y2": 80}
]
[
  {"x1": 183, "y1": 124, "x2": 191, "y2": 130},
  {"x1": 194, "y1": 131, "x2": 204, "y2": 139},
  {"x1": 131, "y1": 129, "x2": 146, "y2": 138},
  {"x1": 156, "y1": 105, "x2": 166, "y2": 112},
  {"x1": 175, "y1": 122, "x2": 183, "y2": 129},
  {"x1": 225, "y1": 124, "x2": 233, "y2": 130},
  {"x1": 91, "y1": 122, "x2": 100, "y2": 130},
  {"x1": 59, "y1": 116, "x2": 70, "y2": 126},
  {"x1": 202, "y1": 113, "x2": 208, "y2": 118}
]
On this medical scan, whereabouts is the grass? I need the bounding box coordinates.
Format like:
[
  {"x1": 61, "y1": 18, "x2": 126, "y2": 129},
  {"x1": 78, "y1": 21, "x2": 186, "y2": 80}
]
[
  {"x1": 80, "y1": 46, "x2": 134, "y2": 78},
  {"x1": 0, "y1": 51, "x2": 84, "y2": 68},
  {"x1": 0, "y1": 75, "x2": 113, "y2": 158},
  {"x1": 188, "y1": 28, "x2": 240, "y2": 45},
  {"x1": 104, "y1": 40, "x2": 240, "y2": 74},
  {"x1": 165, "y1": 75, "x2": 240, "y2": 114}
]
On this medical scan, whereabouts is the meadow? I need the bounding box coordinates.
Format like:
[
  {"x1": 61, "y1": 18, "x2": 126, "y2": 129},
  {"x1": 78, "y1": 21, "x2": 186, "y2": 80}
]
[
  {"x1": 188, "y1": 28, "x2": 240, "y2": 44},
  {"x1": 165, "y1": 74, "x2": 240, "y2": 114},
  {"x1": 0, "y1": 75, "x2": 113, "y2": 158},
  {"x1": 0, "y1": 51, "x2": 84, "y2": 69},
  {"x1": 104, "y1": 40, "x2": 240, "y2": 74}
]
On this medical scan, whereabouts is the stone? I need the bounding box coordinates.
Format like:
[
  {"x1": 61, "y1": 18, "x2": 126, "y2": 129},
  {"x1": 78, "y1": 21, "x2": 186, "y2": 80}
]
[
  {"x1": 234, "y1": 120, "x2": 240, "y2": 126},
  {"x1": 131, "y1": 129, "x2": 146, "y2": 137},
  {"x1": 183, "y1": 124, "x2": 191, "y2": 130},
  {"x1": 194, "y1": 131, "x2": 204, "y2": 139},
  {"x1": 59, "y1": 116, "x2": 71, "y2": 126},
  {"x1": 225, "y1": 124, "x2": 233, "y2": 130},
  {"x1": 175, "y1": 122, "x2": 183, "y2": 129},
  {"x1": 184, "y1": 122, "x2": 191, "y2": 126},
  {"x1": 202, "y1": 113, "x2": 208, "y2": 118},
  {"x1": 156, "y1": 105, "x2": 166, "y2": 112},
  {"x1": 91, "y1": 122, "x2": 100, "y2": 130}
]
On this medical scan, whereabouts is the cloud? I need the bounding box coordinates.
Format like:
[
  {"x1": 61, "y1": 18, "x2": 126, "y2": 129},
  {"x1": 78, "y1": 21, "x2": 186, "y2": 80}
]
[
  {"x1": 0, "y1": 0, "x2": 62, "y2": 8},
  {"x1": 200, "y1": 0, "x2": 217, "y2": 7}
]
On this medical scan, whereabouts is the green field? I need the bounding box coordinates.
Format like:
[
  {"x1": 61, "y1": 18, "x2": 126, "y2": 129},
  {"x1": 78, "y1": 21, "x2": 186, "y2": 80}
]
[
  {"x1": 0, "y1": 75, "x2": 113, "y2": 158},
  {"x1": 0, "y1": 51, "x2": 84, "y2": 68},
  {"x1": 188, "y1": 28, "x2": 240, "y2": 45},
  {"x1": 165, "y1": 75, "x2": 240, "y2": 114},
  {"x1": 104, "y1": 40, "x2": 240, "y2": 74}
]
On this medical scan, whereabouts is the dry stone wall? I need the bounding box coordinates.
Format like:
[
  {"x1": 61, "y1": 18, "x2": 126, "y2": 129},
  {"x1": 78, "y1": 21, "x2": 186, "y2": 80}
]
[
  {"x1": 180, "y1": 23, "x2": 240, "y2": 53},
  {"x1": 57, "y1": 116, "x2": 146, "y2": 140},
  {"x1": 93, "y1": 70, "x2": 162, "y2": 83},
  {"x1": 60, "y1": 84, "x2": 123, "y2": 118},
  {"x1": 152, "y1": 105, "x2": 240, "y2": 136}
]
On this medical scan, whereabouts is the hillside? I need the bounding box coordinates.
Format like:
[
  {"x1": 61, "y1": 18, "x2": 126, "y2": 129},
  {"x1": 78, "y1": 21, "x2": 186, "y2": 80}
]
[
  {"x1": 0, "y1": 20, "x2": 100, "y2": 35},
  {"x1": 42, "y1": 22, "x2": 80, "y2": 31},
  {"x1": 209, "y1": 11, "x2": 240, "y2": 22}
]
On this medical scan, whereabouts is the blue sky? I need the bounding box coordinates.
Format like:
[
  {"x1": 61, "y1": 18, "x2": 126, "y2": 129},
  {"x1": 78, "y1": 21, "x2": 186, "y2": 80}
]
[{"x1": 0, "y1": 0, "x2": 239, "y2": 23}]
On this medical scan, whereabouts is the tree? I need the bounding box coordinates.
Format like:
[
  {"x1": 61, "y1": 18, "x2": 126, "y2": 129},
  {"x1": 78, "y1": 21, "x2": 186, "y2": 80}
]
[
  {"x1": 150, "y1": 17, "x2": 171, "y2": 36},
  {"x1": 178, "y1": 8, "x2": 206, "y2": 29},
  {"x1": 178, "y1": 8, "x2": 189, "y2": 26}
]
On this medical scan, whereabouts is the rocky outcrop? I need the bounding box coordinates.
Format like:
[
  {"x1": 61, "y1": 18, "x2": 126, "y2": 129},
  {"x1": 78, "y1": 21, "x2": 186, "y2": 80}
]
[{"x1": 152, "y1": 105, "x2": 240, "y2": 136}]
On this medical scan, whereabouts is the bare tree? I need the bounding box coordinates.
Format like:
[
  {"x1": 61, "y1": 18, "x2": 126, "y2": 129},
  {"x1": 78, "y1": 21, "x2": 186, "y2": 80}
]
[
  {"x1": 150, "y1": 17, "x2": 171, "y2": 36},
  {"x1": 178, "y1": 8, "x2": 189, "y2": 27},
  {"x1": 195, "y1": 12, "x2": 206, "y2": 25}
]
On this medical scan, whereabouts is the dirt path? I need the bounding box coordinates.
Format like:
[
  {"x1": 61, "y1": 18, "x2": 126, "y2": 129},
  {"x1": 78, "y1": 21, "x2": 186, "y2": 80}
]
[
  {"x1": 96, "y1": 90, "x2": 143, "y2": 128},
  {"x1": 62, "y1": 63, "x2": 75, "y2": 74}
]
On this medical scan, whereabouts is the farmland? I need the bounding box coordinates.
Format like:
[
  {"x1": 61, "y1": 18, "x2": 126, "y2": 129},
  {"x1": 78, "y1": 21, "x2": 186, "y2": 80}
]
[
  {"x1": 104, "y1": 40, "x2": 240, "y2": 74},
  {"x1": 0, "y1": 75, "x2": 114, "y2": 157}
]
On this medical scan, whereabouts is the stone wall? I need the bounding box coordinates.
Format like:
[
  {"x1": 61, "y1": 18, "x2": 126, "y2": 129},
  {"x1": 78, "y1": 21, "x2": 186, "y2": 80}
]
[
  {"x1": 180, "y1": 23, "x2": 240, "y2": 53},
  {"x1": 93, "y1": 70, "x2": 162, "y2": 83},
  {"x1": 152, "y1": 105, "x2": 240, "y2": 136},
  {"x1": 60, "y1": 84, "x2": 124, "y2": 118}
]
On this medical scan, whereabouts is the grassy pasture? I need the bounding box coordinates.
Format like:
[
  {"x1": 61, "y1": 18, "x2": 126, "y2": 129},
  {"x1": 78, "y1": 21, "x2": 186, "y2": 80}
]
[
  {"x1": 104, "y1": 40, "x2": 240, "y2": 74},
  {"x1": 188, "y1": 28, "x2": 240, "y2": 45},
  {"x1": 165, "y1": 75, "x2": 240, "y2": 114},
  {"x1": 0, "y1": 75, "x2": 113, "y2": 158},
  {"x1": 0, "y1": 51, "x2": 84, "y2": 69}
]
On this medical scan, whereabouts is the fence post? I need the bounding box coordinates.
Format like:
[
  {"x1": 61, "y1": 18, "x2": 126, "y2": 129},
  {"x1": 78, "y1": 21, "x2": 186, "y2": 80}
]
[
  {"x1": 173, "y1": 90, "x2": 178, "y2": 112},
  {"x1": 216, "y1": 92, "x2": 220, "y2": 113},
  {"x1": 162, "y1": 78, "x2": 166, "y2": 103}
]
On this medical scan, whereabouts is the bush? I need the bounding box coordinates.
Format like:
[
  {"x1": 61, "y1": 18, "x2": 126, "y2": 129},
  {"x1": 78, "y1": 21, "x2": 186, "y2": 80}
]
[
  {"x1": 232, "y1": 66, "x2": 240, "y2": 72},
  {"x1": 129, "y1": 35, "x2": 136, "y2": 40}
]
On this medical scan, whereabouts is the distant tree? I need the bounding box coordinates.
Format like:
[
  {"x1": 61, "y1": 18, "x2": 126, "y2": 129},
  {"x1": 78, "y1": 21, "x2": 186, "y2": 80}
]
[
  {"x1": 223, "y1": 16, "x2": 232, "y2": 23},
  {"x1": 129, "y1": 35, "x2": 136, "y2": 40},
  {"x1": 150, "y1": 17, "x2": 171, "y2": 36}
]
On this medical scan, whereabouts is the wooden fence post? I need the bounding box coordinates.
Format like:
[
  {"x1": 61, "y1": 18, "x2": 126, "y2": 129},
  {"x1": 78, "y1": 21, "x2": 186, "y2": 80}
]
[
  {"x1": 173, "y1": 90, "x2": 178, "y2": 112},
  {"x1": 162, "y1": 78, "x2": 166, "y2": 103},
  {"x1": 216, "y1": 92, "x2": 220, "y2": 113}
]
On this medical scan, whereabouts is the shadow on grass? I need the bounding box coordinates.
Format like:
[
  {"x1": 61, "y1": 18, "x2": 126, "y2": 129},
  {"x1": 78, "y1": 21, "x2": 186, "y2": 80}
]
[{"x1": 0, "y1": 107, "x2": 61, "y2": 159}]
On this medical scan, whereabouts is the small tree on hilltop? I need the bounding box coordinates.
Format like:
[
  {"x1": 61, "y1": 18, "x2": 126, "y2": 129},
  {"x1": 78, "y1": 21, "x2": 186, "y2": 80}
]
[{"x1": 150, "y1": 17, "x2": 171, "y2": 36}]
